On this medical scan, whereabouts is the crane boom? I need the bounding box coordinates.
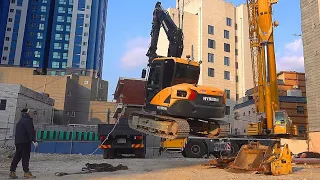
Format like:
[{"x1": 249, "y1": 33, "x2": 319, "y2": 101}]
[
  {"x1": 247, "y1": 0, "x2": 279, "y2": 133},
  {"x1": 146, "y1": 2, "x2": 184, "y2": 64}
]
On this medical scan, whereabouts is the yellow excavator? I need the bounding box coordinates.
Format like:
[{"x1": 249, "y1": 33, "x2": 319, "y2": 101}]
[{"x1": 128, "y1": 2, "x2": 227, "y2": 140}]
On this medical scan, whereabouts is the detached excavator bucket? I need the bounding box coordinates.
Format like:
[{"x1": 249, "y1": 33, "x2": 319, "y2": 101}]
[
  {"x1": 230, "y1": 142, "x2": 272, "y2": 172},
  {"x1": 230, "y1": 142, "x2": 293, "y2": 176}
]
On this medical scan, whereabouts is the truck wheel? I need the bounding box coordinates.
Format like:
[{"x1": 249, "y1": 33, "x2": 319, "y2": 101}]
[
  {"x1": 181, "y1": 150, "x2": 187, "y2": 157},
  {"x1": 134, "y1": 149, "x2": 145, "y2": 158},
  {"x1": 221, "y1": 143, "x2": 240, "y2": 157},
  {"x1": 185, "y1": 141, "x2": 206, "y2": 158},
  {"x1": 103, "y1": 149, "x2": 115, "y2": 159}
]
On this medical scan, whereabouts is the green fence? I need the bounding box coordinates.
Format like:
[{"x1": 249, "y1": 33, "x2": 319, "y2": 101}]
[{"x1": 36, "y1": 130, "x2": 100, "y2": 141}]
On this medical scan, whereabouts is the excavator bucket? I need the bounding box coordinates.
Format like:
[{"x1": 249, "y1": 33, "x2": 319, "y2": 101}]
[
  {"x1": 230, "y1": 142, "x2": 272, "y2": 172},
  {"x1": 230, "y1": 141, "x2": 293, "y2": 176}
]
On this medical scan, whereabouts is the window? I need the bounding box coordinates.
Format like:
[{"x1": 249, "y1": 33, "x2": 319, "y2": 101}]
[
  {"x1": 65, "y1": 34, "x2": 69, "y2": 41},
  {"x1": 55, "y1": 34, "x2": 62, "y2": 40},
  {"x1": 225, "y1": 106, "x2": 230, "y2": 115},
  {"x1": 235, "y1": 49, "x2": 238, "y2": 55},
  {"x1": 81, "y1": 61, "x2": 85, "y2": 65},
  {"x1": 34, "y1": 51, "x2": 40, "y2": 58},
  {"x1": 236, "y1": 94, "x2": 239, "y2": 101},
  {"x1": 86, "y1": 5, "x2": 90, "y2": 9},
  {"x1": 62, "y1": 62, "x2": 67, "y2": 68},
  {"x1": 8, "y1": 18, "x2": 13, "y2": 22},
  {"x1": 36, "y1": 42, "x2": 42, "y2": 48},
  {"x1": 2, "y1": 56, "x2": 7, "y2": 60},
  {"x1": 50, "y1": 71, "x2": 57, "y2": 76},
  {"x1": 235, "y1": 23, "x2": 238, "y2": 30},
  {"x1": 61, "y1": 72, "x2": 66, "y2": 76},
  {"x1": 40, "y1": 15, "x2": 45, "y2": 21},
  {"x1": 53, "y1": 52, "x2": 61, "y2": 59},
  {"x1": 57, "y1": 16, "x2": 64, "y2": 22},
  {"x1": 67, "y1": 16, "x2": 72, "y2": 23},
  {"x1": 42, "y1": 0, "x2": 48, "y2": 3},
  {"x1": 208, "y1": 25, "x2": 214, "y2": 34},
  {"x1": 4, "y1": 47, "x2": 8, "y2": 51},
  {"x1": 33, "y1": 60, "x2": 39, "y2": 67},
  {"x1": 224, "y1": 56, "x2": 230, "y2": 66},
  {"x1": 41, "y1": 6, "x2": 46, "y2": 12},
  {"x1": 226, "y1": 17, "x2": 232, "y2": 26},
  {"x1": 208, "y1": 53, "x2": 214, "y2": 63},
  {"x1": 83, "y1": 42, "x2": 87, "y2": 46},
  {"x1": 225, "y1": 89, "x2": 230, "y2": 99},
  {"x1": 235, "y1": 62, "x2": 238, "y2": 69},
  {"x1": 69, "y1": 0, "x2": 74, "y2": 5},
  {"x1": 68, "y1": 8, "x2": 73, "y2": 14},
  {"x1": 236, "y1": 75, "x2": 238, "y2": 82},
  {"x1": 82, "y1": 51, "x2": 86, "y2": 55},
  {"x1": 56, "y1": 25, "x2": 64, "y2": 31},
  {"x1": 297, "y1": 106, "x2": 304, "y2": 114},
  {"x1": 39, "y1": 24, "x2": 45, "y2": 30},
  {"x1": 52, "y1": 61, "x2": 60, "y2": 68},
  {"x1": 54, "y1": 43, "x2": 62, "y2": 49},
  {"x1": 64, "y1": 44, "x2": 69, "y2": 50},
  {"x1": 86, "y1": 14, "x2": 89, "y2": 18},
  {"x1": 10, "y1": 9, "x2": 14, "y2": 12},
  {"x1": 224, "y1": 71, "x2": 230, "y2": 80},
  {"x1": 208, "y1": 68, "x2": 214, "y2": 77},
  {"x1": 11, "y1": 0, "x2": 16, "y2": 3},
  {"x1": 5, "y1": 37, "x2": 10, "y2": 41},
  {"x1": 0, "y1": 100, "x2": 7, "y2": 110},
  {"x1": 66, "y1": 25, "x2": 71, "y2": 31},
  {"x1": 17, "y1": 0, "x2": 23, "y2": 6},
  {"x1": 235, "y1": 36, "x2": 238, "y2": 43},
  {"x1": 58, "y1": 7, "x2": 65, "y2": 13},
  {"x1": 85, "y1": 23, "x2": 89, "y2": 27},
  {"x1": 7, "y1": 27, "x2": 12, "y2": 31},
  {"x1": 59, "y1": 0, "x2": 66, "y2": 4},
  {"x1": 37, "y1": 33, "x2": 43, "y2": 40},
  {"x1": 26, "y1": 41, "x2": 32, "y2": 47},
  {"x1": 208, "y1": 39, "x2": 215, "y2": 49},
  {"x1": 84, "y1": 32, "x2": 88, "y2": 36},
  {"x1": 224, "y1": 30, "x2": 229, "y2": 39},
  {"x1": 63, "y1": 53, "x2": 68, "y2": 59},
  {"x1": 224, "y1": 43, "x2": 230, "y2": 52}
]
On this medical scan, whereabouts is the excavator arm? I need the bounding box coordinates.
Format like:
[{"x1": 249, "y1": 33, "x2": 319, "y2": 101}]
[{"x1": 146, "y1": 2, "x2": 184, "y2": 64}]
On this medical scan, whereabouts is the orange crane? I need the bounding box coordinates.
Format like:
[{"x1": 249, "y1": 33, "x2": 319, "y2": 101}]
[{"x1": 246, "y1": 0, "x2": 297, "y2": 136}]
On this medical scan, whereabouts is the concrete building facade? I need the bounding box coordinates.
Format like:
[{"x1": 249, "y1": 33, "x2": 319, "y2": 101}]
[
  {"x1": 0, "y1": 66, "x2": 108, "y2": 125},
  {"x1": 0, "y1": 83, "x2": 54, "y2": 142},
  {"x1": 157, "y1": 0, "x2": 253, "y2": 123},
  {"x1": 300, "y1": 0, "x2": 320, "y2": 132},
  {"x1": 0, "y1": 0, "x2": 108, "y2": 78}
]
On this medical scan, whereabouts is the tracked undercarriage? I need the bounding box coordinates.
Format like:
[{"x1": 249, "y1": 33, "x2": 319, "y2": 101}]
[{"x1": 128, "y1": 110, "x2": 229, "y2": 140}]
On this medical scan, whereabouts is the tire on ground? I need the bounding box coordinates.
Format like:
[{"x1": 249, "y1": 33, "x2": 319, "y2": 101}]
[
  {"x1": 103, "y1": 149, "x2": 115, "y2": 159},
  {"x1": 134, "y1": 148, "x2": 146, "y2": 158},
  {"x1": 184, "y1": 141, "x2": 206, "y2": 158}
]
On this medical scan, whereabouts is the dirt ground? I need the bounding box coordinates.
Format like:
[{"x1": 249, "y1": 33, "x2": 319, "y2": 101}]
[{"x1": 1, "y1": 151, "x2": 320, "y2": 180}]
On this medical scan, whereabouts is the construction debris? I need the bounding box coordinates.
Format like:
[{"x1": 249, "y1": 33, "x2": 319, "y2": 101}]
[
  {"x1": 54, "y1": 163, "x2": 128, "y2": 176},
  {"x1": 202, "y1": 157, "x2": 235, "y2": 168}
]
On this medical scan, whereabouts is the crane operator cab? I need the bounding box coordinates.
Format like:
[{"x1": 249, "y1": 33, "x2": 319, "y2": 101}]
[{"x1": 273, "y1": 110, "x2": 298, "y2": 136}]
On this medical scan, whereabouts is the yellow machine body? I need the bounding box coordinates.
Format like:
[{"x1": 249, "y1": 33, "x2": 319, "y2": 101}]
[{"x1": 230, "y1": 141, "x2": 293, "y2": 176}]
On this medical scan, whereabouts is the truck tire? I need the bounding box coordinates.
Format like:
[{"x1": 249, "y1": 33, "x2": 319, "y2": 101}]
[
  {"x1": 103, "y1": 149, "x2": 115, "y2": 159},
  {"x1": 185, "y1": 141, "x2": 206, "y2": 158},
  {"x1": 221, "y1": 142, "x2": 240, "y2": 157},
  {"x1": 134, "y1": 149, "x2": 145, "y2": 158}
]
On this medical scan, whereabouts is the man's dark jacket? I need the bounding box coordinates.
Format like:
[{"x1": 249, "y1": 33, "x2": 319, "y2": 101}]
[{"x1": 15, "y1": 113, "x2": 35, "y2": 144}]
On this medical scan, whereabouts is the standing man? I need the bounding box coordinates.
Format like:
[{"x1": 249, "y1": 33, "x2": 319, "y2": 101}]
[{"x1": 9, "y1": 108, "x2": 38, "y2": 179}]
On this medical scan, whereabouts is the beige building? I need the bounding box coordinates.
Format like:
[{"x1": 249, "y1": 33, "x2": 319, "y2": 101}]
[
  {"x1": 300, "y1": 0, "x2": 320, "y2": 132},
  {"x1": 0, "y1": 66, "x2": 108, "y2": 125},
  {"x1": 157, "y1": 0, "x2": 253, "y2": 122}
]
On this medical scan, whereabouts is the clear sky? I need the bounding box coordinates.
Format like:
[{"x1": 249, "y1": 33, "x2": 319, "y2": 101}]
[{"x1": 102, "y1": 0, "x2": 303, "y2": 101}]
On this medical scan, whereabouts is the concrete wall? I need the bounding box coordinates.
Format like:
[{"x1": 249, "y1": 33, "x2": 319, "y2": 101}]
[
  {"x1": 0, "y1": 83, "x2": 54, "y2": 143},
  {"x1": 301, "y1": 0, "x2": 320, "y2": 132}
]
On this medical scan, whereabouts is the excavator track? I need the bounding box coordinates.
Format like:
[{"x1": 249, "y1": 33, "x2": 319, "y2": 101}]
[{"x1": 128, "y1": 111, "x2": 190, "y2": 139}]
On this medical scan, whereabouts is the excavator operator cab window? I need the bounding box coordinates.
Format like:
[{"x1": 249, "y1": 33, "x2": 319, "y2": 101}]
[{"x1": 274, "y1": 111, "x2": 286, "y2": 125}]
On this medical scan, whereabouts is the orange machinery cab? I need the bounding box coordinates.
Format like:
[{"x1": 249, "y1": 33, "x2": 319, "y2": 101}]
[{"x1": 142, "y1": 57, "x2": 226, "y2": 121}]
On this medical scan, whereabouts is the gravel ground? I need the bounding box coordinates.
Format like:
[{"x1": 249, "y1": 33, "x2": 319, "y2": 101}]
[{"x1": 1, "y1": 150, "x2": 320, "y2": 180}]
